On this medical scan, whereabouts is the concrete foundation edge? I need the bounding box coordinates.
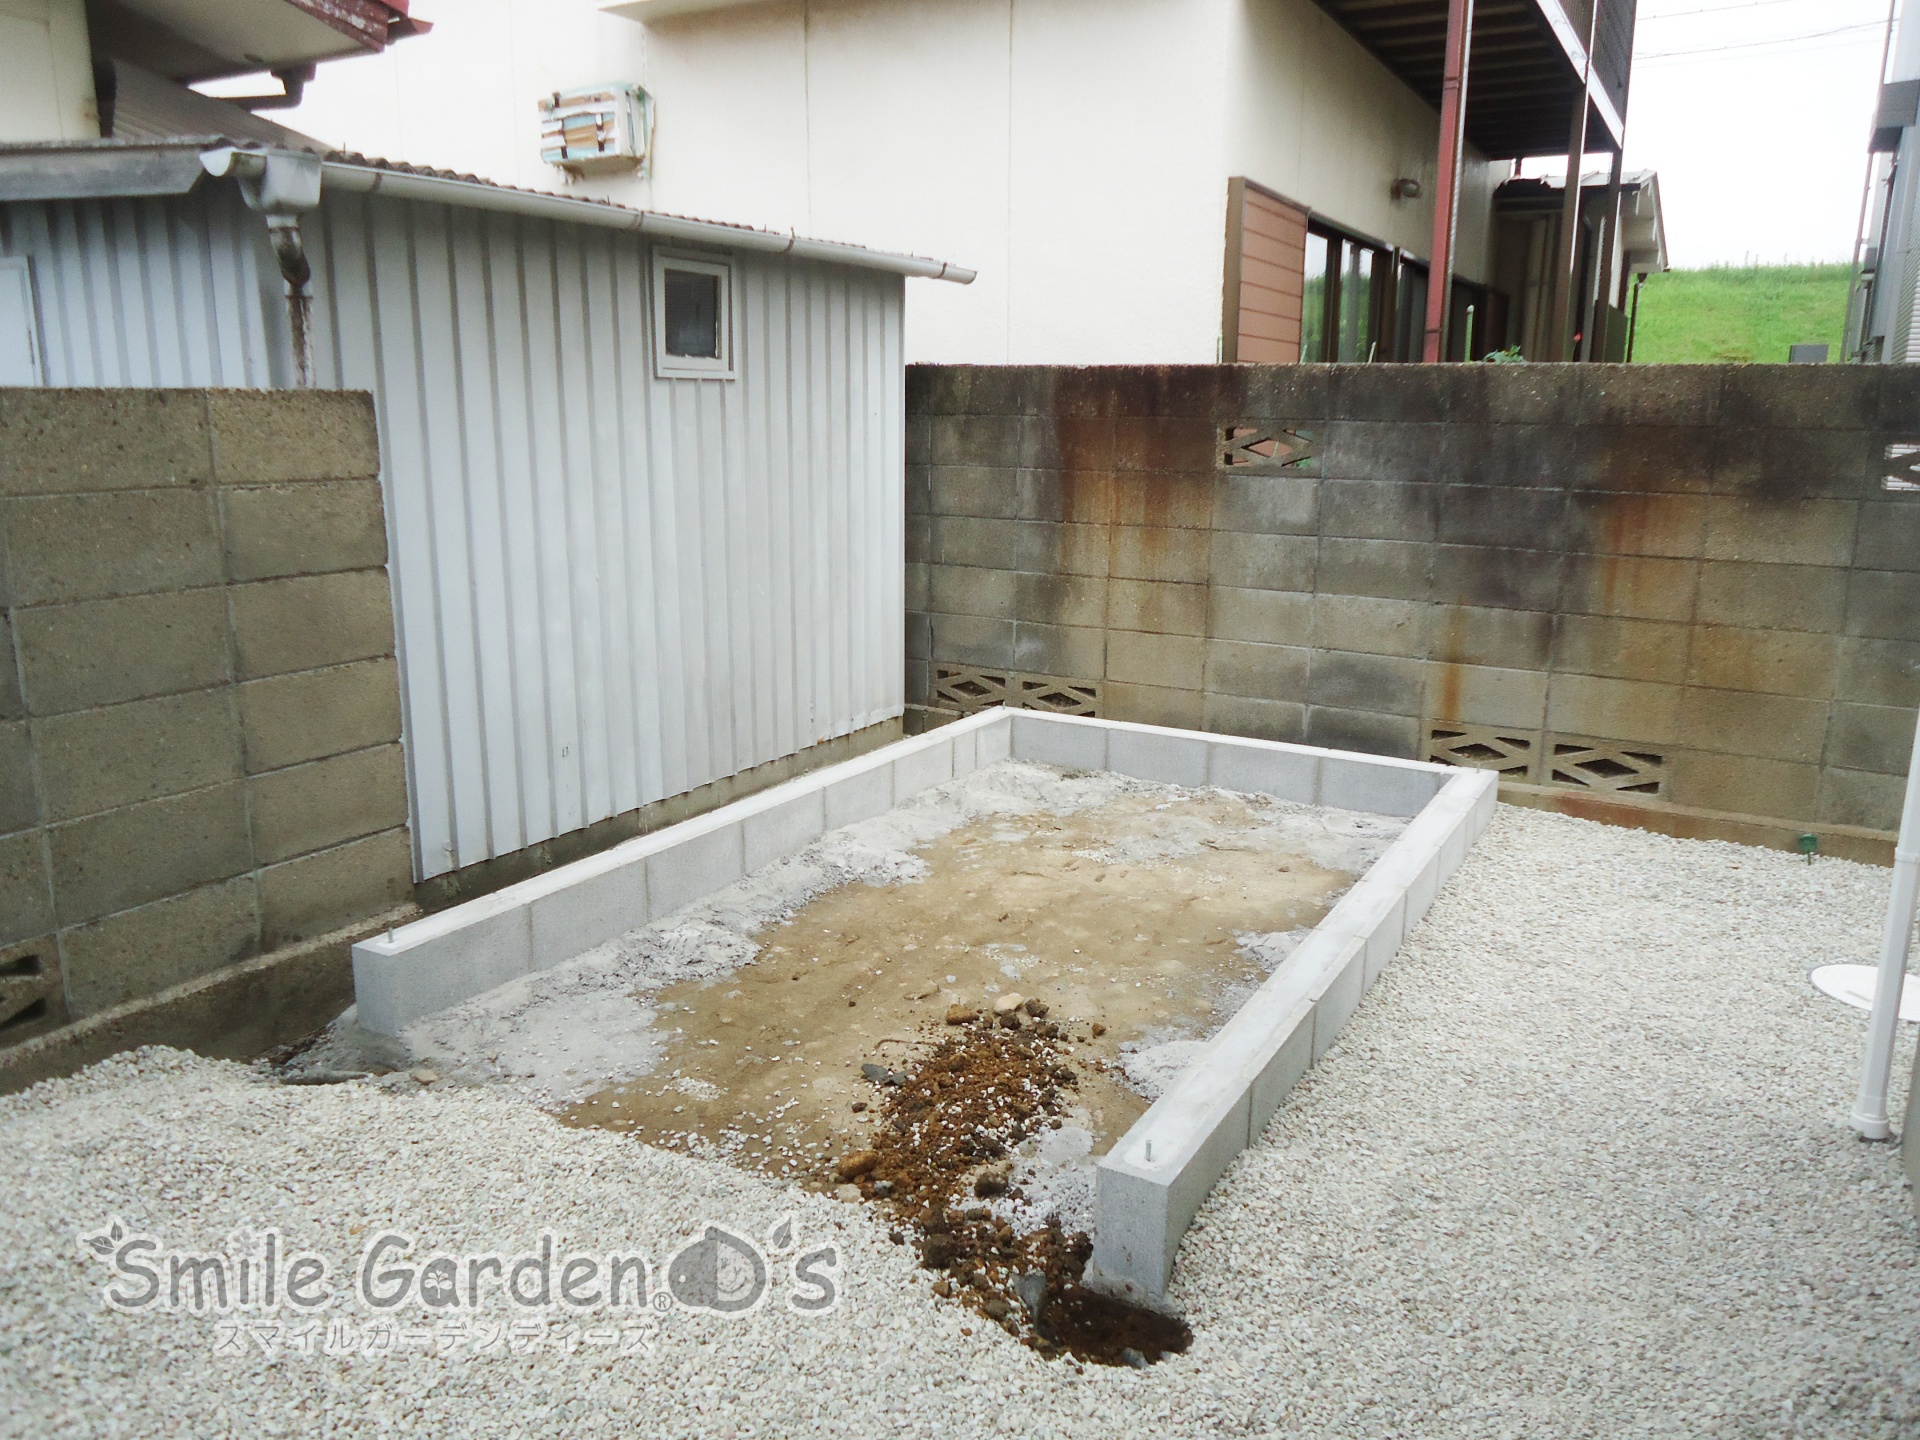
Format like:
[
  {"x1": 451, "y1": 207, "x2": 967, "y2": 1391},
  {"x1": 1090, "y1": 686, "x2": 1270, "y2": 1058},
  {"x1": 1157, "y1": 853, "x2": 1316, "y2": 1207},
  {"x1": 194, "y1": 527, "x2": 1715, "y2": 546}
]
[{"x1": 0, "y1": 905, "x2": 418, "y2": 1095}]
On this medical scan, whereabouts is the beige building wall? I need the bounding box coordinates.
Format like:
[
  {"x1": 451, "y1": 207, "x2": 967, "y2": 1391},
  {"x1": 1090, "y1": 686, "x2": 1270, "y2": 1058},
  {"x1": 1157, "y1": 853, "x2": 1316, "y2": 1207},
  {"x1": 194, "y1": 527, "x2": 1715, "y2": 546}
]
[
  {"x1": 1223, "y1": 0, "x2": 1500, "y2": 283},
  {"x1": 0, "y1": 0, "x2": 97, "y2": 142}
]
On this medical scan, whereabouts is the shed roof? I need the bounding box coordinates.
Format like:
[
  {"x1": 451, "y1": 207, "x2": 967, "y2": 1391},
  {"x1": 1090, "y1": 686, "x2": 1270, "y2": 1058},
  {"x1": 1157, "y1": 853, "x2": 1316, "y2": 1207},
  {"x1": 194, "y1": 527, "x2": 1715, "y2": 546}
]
[{"x1": 0, "y1": 138, "x2": 976, "y2": 283}]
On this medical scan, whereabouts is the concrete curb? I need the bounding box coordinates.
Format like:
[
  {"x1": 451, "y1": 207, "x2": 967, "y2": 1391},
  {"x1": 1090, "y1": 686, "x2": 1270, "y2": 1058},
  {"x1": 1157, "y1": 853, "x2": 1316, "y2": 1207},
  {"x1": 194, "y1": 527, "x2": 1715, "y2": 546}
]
[{"x1": 349, "y1": 712, "x2": 1495, "y2": 1301}]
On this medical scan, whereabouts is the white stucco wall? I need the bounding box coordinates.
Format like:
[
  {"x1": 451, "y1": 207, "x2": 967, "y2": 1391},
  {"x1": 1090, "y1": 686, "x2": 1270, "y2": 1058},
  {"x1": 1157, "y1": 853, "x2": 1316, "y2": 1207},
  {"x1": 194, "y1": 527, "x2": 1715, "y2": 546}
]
[
  {"x1": 0, "y1": 0, "x2": 97, "y2": 143},
  {"x1": 1223, "y1": 0, "x2": 1500, "y2": 283},
  {"x1": 285, "y1": 0, "x2": 1489, "y2": 360}
]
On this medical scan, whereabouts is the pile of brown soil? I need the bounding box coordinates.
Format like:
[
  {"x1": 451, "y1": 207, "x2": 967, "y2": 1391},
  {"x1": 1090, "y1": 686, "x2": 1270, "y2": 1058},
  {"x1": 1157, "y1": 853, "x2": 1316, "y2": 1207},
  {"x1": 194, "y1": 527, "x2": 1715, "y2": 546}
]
[{"x1": 845, "y1": 1018, "x2": 1191, "y2": 1368}]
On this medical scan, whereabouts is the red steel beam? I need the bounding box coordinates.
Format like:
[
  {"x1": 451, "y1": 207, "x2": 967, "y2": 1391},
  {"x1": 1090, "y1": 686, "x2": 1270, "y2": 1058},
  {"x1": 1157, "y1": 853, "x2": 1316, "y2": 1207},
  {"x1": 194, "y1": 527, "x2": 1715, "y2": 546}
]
[{"x1": 1422, "y1": 0, "x2": 1474, "y2": 361}]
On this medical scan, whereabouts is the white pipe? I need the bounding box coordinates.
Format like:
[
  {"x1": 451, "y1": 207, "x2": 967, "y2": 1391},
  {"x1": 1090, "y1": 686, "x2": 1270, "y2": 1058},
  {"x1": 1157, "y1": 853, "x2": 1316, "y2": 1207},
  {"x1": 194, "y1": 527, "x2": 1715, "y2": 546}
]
[
  {"x1": 1853, "y1": 704, "x2": 1920, "y2": 1139},
  {"x1": 315, "y1": 160, "x2": 977, "y2": 283}
]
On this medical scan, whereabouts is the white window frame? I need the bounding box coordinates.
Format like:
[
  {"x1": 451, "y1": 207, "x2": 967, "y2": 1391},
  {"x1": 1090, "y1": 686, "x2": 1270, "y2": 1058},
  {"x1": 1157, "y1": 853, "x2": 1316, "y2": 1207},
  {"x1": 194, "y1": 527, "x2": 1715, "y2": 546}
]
[{"x1": 651, "y1": 249, "x2": 735, "y2": 380}]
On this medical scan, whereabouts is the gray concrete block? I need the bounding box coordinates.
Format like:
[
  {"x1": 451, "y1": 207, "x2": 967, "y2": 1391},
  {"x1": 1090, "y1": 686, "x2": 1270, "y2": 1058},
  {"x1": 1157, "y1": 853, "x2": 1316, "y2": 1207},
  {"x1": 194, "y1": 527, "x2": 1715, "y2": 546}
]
[
  {"x1": 1106, "y1": 724, "x2": 1209, "y2": 787},
  {"x1": 929, "y1": 564, "x2": 1021, "y2": 619},
  {"x1": 1010, "y1": 713, "x2": 1107, "y2": 769},
  {"x1": 1716, "y1": 368, "x2": 1873, "y2": 430},
  {"x1": 0, "y1": 616, "x2": 19, "y2": 722},
  {"x1": 1448, "y1": 423, "x2": 1586, "y2": 491},
  {"x1": 1669, "y1": 750, "x2": 1815, "y2": 821},
  {"x1": 0, "y1": 389, "x2": 211, "y2": 495},
  {"x1": 1437, "y1": 485, "x2": 1571, "y2": 551},
  {"x1": 49, "y1": 782, "x2": 250, "y2": 924},
  {"x1": 1431, "y1": 545, "x2": 1563, "y2": 612},
  {"x1": 1837, "y1": 637, "x2": 1920, "y2": 709},
  {"x1": 1701, "y1": 496, "x2": 1857, "y2": 568},
  {"x1": 207, "y1": 389, "x2": 379, "y2": 483},
  {"x1": 906, "y1": 515, "x2": 930, "y2": 565},
  {"x1": 1545, "y1": 674, "x2": 1684, "y2": 744},
  {"x1": 1308, "y1": 649, "x2": 1425, "y2": 715},
  {"x1": 1566, "y1": 492, "x2": 1707, "y2": 559},
  {"x1": 1713, "y1": 428, "x2": 1876, "y2": 501},
  {"x1": 905, "y1": 562, "x2": 929, "y2": 613},
  {"x1": 15, "y1": 588, "x2": 229, "y2": 715},
  {"x1": 1203, "y1": 638, "x2": 1311, "y2": 700},
  {"x1": 1312, "y1": 594, "x2": 1433, "y2": 659},
  {"x1": 1208, "y1": 586, "x2": 1312, "y2": 645},
  {"x1": 0, "y1": 832, "x2": 52, "y2": 946},
  {"x1": 1242, "y1": 995, "x2": 1316, "y2": 1139},
  {"x1": 1108, "y1": 579, "x2": 1206, "y2": 636},
  {"x1": 1426, "y1": 662, "x2": 1548, "y2": 728},
  {"x1": 977, "y1": 714, "x2": 1013, "y2": 765},
  {"x1": 1696, "y1": 562, "x2": 1846, "y2": 634},
  {"x1": 1580, "y1": 425, "x2": 1718, "y2": 495},
  {"x1": 1112, "y1": 416, "x2": 1216, "y2": 473},
  {"x1": 34, "y1": 689, "x2": 242, "y2": 822},
  {"x1": 1108, "y1": 630, "x2": 1205, "y2": 691},
  {"x1": 1202, "y1": 693, "x2": 1307, "y2": 744},
  {"x1": 1240, "y1": 364, "x2": 1331, "y2": 420},
  {"x1": 230, "y1": 570, "x2": 395, "y2": 680},
  {"x1": 1, "y1": 490, "x2": 221, "y2": 604},
  {"x1": 906, "y1": 613, "x2": 931, "y2": 663},
  {"x1": 1211, "y1": 474, "x2": 1318, "y2": 535},
  {"x1": 1011, "y1": 572, "x2": 1106, "y2": 629},
  {"x1": 259, "y1": 828, "x2": 413, "y2": 948},
  {"x1": 741, "y1": 788, "x2": 827, "y2": 873},
  {"x1": 1321, "y1": 421, "x2": 1447, "y2": 485},
  {"x1": 1676, "y1": 688, "x2": 1829, "y2": 764},
  {"x1": 1305, "y1": 706, "x2": 1420, "y2": 757},
  {"x1": 1825, "y1": 702, "x2": 1918, "y2": 775},
  {"x1": 1210, "y1": 531, "x2": 1317, "y2": 592},
  {"x1": 1208, "y1": 736, "x2": 1318, "y2": 800},
  {"x1": 220, "y1": 481, "x2": 387, "y2": 582},
  {"x1": 60, "y1": 877, "x2": 258, "y2": 1017},
  {"x1": 1817, "y1": 766, "x2": 1904, "y2": 830},
  {"x1": 1058, "y1": 524, "x2": 1112, "y2": 577},
  {"x1": 1845, "y1": 570, "x2": 1920, "y2": 643},
  {"x1": 1103, "y1": 681, "x2": 1204, "y2": 730},
  {"x1": 1111, "y1": 473, "x2": 1212, "y2": 529},
  {"x1": 1478, "y1": 366, "x2": 1596, "y2": 425},
  {"x1": 1559, "y1": 554, "x2": 1699, "y2": 623},
  {"x1": 1013, "y1": 622, "x2": 1105, "y2": 680},
  {"x1": 1853, "y1": 502, "x2": 1920, "y2": 572},
  {"x1": 247, "y1": 744, "x2": 409, "y2": 865},
  {"x1": 0, "y1": 721, "x2": 34, "y2": 835},
  {"x1": 238, "y1": 659, "x2": 403, "y2": 774},
  {"x1": 1589, "y1": 366, "x2": 1721, "y2": 427},
  {"x1": 353, "y1": 896, "x2": 533, "y2": 1035},
  {"x1": 929, "y1": 611, "x2": 1015, "y2": 668},
  {"x1": 1332, "y1": 366, "x2": 1452, "y2": 422},
  {"x1": 1688, "y1": 626, "x2": 1838, "y2": 699},
  {"x1": 1316, "y1": 536, "x2": 1432, "y2": 601},
  {"x1": 1551, "y1": 615, "x2": 1691, "y2": 684},
  {"x1": 929, "y1": 515, "x2": 1061, "y2": 573},
  {"x1": 648, "y1": 818, "x2": 745, "y2": 920},
  {"x1": 1318, "y1": 478, "x2": 1438, "y2": 542},
  {"x1": 1428, "y1": 604, "x2": 1554, "y2": 670},
  {"x1": 1110, "y1": 525, "x2": 1209, "y2": 583},
  {"x1": 1308, "y1": 938, "x2": 1368, "y2": 1060}
]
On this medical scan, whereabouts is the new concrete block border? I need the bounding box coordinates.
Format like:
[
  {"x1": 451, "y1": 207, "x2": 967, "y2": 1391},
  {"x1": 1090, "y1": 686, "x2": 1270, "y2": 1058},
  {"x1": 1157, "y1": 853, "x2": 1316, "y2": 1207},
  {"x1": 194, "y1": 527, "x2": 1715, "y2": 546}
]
[{"x1": 350, "y1": 710, "x2": 1495, "y2": 1300}]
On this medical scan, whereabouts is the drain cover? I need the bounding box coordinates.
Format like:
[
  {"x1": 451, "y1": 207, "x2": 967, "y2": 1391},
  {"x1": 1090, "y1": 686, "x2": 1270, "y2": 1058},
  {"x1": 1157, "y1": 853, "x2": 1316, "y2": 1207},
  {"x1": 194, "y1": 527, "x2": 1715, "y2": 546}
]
[{"x1": 1809, "y1": 964, "x2": 1920, "y2": 1021}]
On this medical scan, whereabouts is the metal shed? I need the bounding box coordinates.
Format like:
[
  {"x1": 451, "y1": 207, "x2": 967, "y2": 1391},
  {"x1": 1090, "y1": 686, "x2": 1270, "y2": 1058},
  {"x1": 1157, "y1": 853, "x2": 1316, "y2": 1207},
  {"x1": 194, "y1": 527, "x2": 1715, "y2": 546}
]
[{"x1": 0, "y1": 139, "x2": 973, "y2": 881}]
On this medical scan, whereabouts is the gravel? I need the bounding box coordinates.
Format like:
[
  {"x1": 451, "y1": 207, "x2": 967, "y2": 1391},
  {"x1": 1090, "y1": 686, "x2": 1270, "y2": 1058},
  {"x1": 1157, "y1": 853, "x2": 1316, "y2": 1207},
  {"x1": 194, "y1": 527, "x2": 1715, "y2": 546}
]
[{"x1": 3, "y1": 804, "x2": 1918, "y2": 1437}]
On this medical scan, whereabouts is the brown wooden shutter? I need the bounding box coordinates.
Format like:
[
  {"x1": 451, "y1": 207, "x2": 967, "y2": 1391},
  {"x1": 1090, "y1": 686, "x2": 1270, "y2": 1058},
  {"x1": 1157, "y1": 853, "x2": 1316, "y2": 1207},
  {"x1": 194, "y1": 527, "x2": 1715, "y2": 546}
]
[{"x1": 1222, "y1": 178, "x2": 1309, "y2": 364}]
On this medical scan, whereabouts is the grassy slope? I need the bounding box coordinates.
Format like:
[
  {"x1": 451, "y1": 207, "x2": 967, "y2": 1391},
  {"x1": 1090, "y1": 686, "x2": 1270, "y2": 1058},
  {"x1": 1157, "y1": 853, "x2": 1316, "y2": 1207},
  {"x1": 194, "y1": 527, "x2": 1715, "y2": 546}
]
[{"x1": 1628, "y1": 263, "x2": 1852, "y2": 364}]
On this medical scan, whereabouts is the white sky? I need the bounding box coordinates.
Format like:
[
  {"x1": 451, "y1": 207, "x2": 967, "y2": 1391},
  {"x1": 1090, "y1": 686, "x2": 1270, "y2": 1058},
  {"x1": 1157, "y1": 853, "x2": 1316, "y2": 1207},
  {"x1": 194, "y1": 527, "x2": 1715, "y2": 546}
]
[{"x1": 1617, "y1": 0, "x2": 1897, "y2": 266}]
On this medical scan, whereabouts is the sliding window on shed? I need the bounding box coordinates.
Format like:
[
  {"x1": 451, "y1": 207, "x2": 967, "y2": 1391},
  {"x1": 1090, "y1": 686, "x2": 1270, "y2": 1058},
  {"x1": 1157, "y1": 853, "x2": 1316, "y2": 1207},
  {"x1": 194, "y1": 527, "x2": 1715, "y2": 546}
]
[{"x1": 652, "y1": 251, "x2": 734, "y2": 379}]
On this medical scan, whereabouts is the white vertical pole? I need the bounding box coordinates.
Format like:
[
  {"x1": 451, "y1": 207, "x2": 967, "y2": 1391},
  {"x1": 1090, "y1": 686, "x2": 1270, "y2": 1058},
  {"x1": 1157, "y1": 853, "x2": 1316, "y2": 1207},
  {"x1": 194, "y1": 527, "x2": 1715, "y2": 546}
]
[{"x1": 1853, "y1": 705, "x2": 1920, "y2": 1139}]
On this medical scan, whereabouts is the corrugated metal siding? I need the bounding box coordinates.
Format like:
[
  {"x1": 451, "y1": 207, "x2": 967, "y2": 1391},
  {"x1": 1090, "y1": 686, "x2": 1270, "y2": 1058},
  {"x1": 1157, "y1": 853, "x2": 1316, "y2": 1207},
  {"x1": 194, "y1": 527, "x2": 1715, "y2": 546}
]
[
  {"x1": 307, "y1": 192, "x2": 905, "y2": 879},
  {"x1": 1, "y1": 179, "x2": 906, "y2": 881},
  {"x1": 0, "y1": 184, "x2": 283, "y2": 388}
]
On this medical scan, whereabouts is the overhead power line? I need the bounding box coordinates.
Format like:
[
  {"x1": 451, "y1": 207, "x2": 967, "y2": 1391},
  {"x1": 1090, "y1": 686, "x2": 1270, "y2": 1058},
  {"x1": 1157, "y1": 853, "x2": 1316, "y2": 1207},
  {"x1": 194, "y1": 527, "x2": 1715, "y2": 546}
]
[{"x1": 1637, "y1": 19, "x2": 1886, "y2": 57}]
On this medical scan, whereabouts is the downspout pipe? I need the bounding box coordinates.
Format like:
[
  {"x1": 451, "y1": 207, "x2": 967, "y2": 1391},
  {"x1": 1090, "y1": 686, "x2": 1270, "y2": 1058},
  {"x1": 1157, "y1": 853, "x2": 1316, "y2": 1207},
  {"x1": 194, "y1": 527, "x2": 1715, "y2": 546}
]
[
  {"x1": 202, "y1": 147, "x2": 323, "y2": 387},
  {"x1": 1853, "y1": 704, "x2": 1920, "y2": 1140},
  {"x1": 1422, "y1": 0, "x2": 1473, "y2": 362}
]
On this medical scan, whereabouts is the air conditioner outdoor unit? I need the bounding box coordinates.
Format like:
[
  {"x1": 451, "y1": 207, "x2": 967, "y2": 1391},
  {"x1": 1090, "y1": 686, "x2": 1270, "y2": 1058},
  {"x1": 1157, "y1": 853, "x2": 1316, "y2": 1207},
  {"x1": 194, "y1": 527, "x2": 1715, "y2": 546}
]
[{"x1": 538, "y1": 83, "x2": 654, "y2": 176}]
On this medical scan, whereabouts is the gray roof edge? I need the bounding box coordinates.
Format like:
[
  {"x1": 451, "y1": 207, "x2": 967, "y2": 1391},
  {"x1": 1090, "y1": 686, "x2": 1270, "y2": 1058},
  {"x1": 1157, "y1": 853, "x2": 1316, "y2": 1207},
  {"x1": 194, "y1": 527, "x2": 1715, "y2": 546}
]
[{"x1": 0, "y1": 140, "x2": 217, "y2": 203}]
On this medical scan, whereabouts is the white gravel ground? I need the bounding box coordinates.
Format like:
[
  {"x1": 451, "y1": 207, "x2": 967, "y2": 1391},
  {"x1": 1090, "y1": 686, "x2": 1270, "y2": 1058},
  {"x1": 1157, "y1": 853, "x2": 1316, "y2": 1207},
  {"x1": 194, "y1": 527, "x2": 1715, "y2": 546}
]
[{"x1": 3, "y1": 804, "x2": 1917, "y2": 1438}]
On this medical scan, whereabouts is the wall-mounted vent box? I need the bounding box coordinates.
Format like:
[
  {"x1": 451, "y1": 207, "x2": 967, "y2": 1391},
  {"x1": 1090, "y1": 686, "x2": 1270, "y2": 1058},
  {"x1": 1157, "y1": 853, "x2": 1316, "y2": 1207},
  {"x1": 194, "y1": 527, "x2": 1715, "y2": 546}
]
[{"x1": 538, "y1": 83, "x2": 654, "y2": 175}]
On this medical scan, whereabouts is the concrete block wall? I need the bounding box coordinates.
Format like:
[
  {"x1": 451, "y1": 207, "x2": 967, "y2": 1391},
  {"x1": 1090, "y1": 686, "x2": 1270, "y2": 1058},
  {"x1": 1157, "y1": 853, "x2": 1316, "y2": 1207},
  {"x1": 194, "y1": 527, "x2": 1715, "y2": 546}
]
[
  {"x1": 906, "y1": 364, "x2": 1920, "y2": 846},
  {"x1": 0, "y1": 390, "x2": 411, "y2": 1052}
]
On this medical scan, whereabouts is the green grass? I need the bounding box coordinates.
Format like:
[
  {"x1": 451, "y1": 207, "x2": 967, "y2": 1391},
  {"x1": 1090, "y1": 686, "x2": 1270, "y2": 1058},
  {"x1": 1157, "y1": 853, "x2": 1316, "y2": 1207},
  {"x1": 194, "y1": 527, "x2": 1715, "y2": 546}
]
[{"x1": 1628, "y1": 263, "x2": 1852, "y2": 364}]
